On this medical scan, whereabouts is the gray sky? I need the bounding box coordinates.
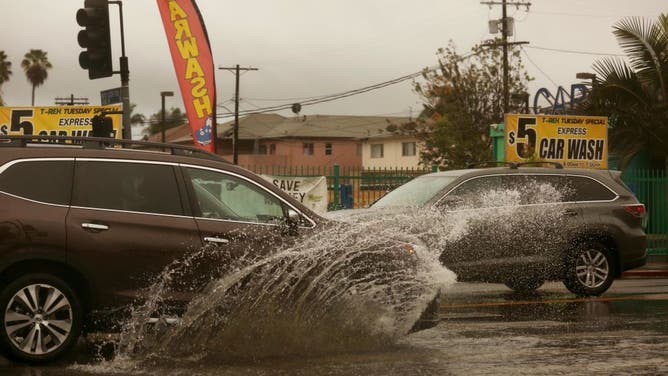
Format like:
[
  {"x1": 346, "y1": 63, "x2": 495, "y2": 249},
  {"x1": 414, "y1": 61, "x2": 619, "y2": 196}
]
[{"x1": 0, "y1": 0, "x2": 665, "y2": 134}]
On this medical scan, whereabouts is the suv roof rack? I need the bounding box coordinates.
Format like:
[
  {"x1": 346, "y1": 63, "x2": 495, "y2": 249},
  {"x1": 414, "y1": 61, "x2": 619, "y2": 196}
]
[
  {"x1": 0, "y1": 135, "x2": 229, "y2": 163},
  {"x1": 466, "y1": 160, "x2": 564, "y2": 170},
  {"x1": 513, "y1": 161, "x2": 563, "y2": 169},
  {"x1": 466, "y1": 161, "x2": 519, "y2": 169}
]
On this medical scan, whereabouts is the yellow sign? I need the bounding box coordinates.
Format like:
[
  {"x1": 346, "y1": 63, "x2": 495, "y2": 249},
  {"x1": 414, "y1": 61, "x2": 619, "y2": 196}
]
[
  {"x1": 0, "y1": 105, "x2": 122, "y2": 138},
  {"x1": 505, "y1": 114, "x2": 608, "y2": 169}
]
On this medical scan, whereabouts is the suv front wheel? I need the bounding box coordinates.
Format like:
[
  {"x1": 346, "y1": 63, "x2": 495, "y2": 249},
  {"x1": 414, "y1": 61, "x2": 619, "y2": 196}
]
[
  {"x1": 0, "y1": 274, "x2": 82, "y2": 363},
  {"x1": 563, "y1": 242, "x2": 614, "y2": 296}
]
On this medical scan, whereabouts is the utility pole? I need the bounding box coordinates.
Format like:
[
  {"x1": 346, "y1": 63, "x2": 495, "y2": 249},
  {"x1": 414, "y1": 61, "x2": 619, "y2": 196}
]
[
  {"x1": 218, "y1": 64, "x2": 258, "y2": 164},
  {"x1": 481, "y1": 0, "x2": 531, "y2": 114}
]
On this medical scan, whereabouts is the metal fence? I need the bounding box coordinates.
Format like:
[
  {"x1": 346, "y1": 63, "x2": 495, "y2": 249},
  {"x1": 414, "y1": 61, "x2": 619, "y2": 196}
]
[
  {"x1": 246, "y1": 164, "x2": 437, "y2": 209},
  {"x1": 623, "y1": 169, "x2": 668, "y2": 255}
]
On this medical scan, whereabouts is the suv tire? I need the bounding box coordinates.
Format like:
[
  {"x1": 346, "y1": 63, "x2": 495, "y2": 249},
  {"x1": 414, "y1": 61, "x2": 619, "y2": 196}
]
[
  {"x1": 563, "y1": 241, "x2": 614, "y2": 296},
  {"x1": 0, "y1": 273, "x2": 82, "y2": 363},
  {"x1": 504, "y1": 275, "x2": 544, "y2": 293}
]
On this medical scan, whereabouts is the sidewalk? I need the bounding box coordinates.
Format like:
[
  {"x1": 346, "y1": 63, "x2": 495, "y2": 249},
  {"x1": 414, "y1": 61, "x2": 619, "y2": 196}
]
[{"x1": 620, "y1": 254, "x2": 668, "y2": 278}]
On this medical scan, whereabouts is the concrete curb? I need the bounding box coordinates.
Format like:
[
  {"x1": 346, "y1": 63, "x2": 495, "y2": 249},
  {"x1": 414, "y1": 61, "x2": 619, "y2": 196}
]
[{"x1": 621, "y1": 269, "x2": 668, "y2": 278}]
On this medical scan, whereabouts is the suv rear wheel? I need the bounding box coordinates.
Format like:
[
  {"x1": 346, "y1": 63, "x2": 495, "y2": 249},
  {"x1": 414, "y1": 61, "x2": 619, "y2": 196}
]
[
  {"x1": 0, "y1": 274, "x2": 82, "y2": 363},
  {"x1": 563, "y1": 242, "x2": 614, "y2": 296}
]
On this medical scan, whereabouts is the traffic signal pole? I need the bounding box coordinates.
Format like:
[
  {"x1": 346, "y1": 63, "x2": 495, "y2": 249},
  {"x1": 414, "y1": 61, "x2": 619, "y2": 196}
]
[
  {"x1": 110, "y1": 1, "x2": 131, "y2": 140},
  {"x1": 77, "y1": 0, "x2": 131, "y2": 139}
]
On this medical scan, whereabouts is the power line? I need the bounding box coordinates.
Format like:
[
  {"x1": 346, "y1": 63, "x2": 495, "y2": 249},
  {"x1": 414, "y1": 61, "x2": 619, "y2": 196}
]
[
  {"x1": 526, "y1": 45, "x2": 625, "y2": 57},
  {"x1": 215, "y1": 70, "x2": 425, "y2": 119},
  {"x1": 521, "y1": 46, "x2": 559, "y2": 88},
  {"x1": 221, "y1": 51, "x2": 482, "y2": 117}
]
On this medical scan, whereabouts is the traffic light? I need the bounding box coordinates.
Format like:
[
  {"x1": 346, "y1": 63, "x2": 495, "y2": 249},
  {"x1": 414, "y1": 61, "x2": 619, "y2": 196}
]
[
  {"x1": 77, "y1": 0, "x2": 113, "y2": 79},
  {"x1": 91, "y1": 114, "x2": 113, "y2": 138}
]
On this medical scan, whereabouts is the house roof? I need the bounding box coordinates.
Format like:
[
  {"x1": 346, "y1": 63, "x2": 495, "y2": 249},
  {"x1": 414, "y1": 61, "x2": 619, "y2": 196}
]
[
  {"x1": 145, "y1": 122, "x2": 193, "y2": 142},
  {"x1": 166, "y1": 113, "x2": 411, "y2": 143}
]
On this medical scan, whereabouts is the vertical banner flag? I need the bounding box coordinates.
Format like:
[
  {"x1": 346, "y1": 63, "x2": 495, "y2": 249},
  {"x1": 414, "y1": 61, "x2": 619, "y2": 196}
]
[{"x1": 157, "y1": 0, "x2": 216, "y2": 152}]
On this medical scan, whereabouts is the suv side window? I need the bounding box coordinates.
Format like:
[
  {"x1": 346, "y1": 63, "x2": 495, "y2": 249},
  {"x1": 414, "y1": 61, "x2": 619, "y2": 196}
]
[
  {"x1": 443, "y1": 174, "x2": 573, "y2": 208},
  {"x1": 0, "y1": 160, "x2": 73, "y2": 205},
  {"x1": 443, "y1": 175, "x2": 503, "y2": 208},
  {"x1": 72, "y1": 161, "x2": 183, "y2": 215},
  {"x1": 515, "y1": 174, "x2": 575, "y2": 203},
  {"x1": 569, "y1": 175, "x2": 617, "y2": 201},
  {"x1": 185, "y1": 167, "x2": 285, "y2": 223}
]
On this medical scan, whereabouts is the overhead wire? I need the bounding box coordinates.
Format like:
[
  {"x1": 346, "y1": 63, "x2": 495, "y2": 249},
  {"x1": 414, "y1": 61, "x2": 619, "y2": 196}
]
[
  {"x1": 520, "y1": 46, "x2": 559, "y2": 88},
  {"x1": 219, "y1": 50, "x2": 482, "y2": 119},
  {"x1": 526, "y1": 45, "x2": 625, "y2": 57}
]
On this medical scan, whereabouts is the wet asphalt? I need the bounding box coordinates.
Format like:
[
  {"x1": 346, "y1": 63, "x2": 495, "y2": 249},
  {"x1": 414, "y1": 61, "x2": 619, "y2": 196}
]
[{"x1": 2, "y1": 278, "x2": 668, "y2": 376}]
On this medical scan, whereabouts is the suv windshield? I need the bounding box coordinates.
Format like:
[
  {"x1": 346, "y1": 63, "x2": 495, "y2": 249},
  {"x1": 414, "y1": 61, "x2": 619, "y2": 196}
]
[{"x1": 372, "y1": 174, "x2": 460, "y2": 208}]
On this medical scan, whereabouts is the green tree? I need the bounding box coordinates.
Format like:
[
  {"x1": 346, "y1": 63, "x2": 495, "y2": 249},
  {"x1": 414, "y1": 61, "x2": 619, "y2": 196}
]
[
  {"x1": 21, "y1": 49, "x2": 52, "y2": 106},
  {"x1": 582, "y1": 14, "x2": 668, "y2": 169},
  {"x1": 143, "y1": 107, "x2": 187, "y2": 135},
  {"x1": 394, "y1": 40, "x2": 531, "y2": 169},
  {"x1": 128, "y1": 103, "x2": 146, "y2": 126},
  {"x1": 0, "y1": 51, "x2": 12, "y2": 106}
]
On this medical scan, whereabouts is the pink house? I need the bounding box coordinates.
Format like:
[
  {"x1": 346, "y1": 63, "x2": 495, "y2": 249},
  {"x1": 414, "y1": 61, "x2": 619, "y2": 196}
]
[{"x1": 156, "y1": 113, "x2": 411, "y2": 169}]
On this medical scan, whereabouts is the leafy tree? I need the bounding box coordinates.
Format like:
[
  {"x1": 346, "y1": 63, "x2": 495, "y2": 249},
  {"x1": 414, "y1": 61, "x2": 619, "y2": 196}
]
[
  {"x1": 392, "y1": 40, "x2": 531, "y2": 169},
  {"x1": 21, "y1": 49, "x2": 52, "y2": 106},
  {"x1": 0, "y1": 51, "x2": 12, "y2": 106},
  {"x1": 143, "y1": 107, "x2": 187, "y2": 135},
  {"x1": 128, "y1": 103, "x2": 146, "y2": 126},
  {"x1": 581, "y1": 14, "x2": 668, "y2": 169}
]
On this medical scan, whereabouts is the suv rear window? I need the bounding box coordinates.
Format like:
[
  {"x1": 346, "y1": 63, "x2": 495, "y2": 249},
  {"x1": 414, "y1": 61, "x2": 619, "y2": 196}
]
[
  {"x1": 569, "y1": 175, "x2": 617, "y2": 201},
  {"x1": 72, "y1": 161, "x2": 184, "y2": 215},
  {"x1": 0, "y1": 160, "x2": 73, "y2": 205}
]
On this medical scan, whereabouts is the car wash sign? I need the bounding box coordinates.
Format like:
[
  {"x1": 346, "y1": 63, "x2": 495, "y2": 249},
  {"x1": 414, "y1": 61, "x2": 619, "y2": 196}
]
[
  {"x1": 505, "y1": 114, "x2": 608, "y2": 169},
  {"x1": 0, "y1": 105, "x2": 122, "y2": 138}
]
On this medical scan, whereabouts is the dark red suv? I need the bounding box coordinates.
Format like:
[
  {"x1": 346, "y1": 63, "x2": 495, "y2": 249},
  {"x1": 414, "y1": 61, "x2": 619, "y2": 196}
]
[{"x1": 0, "y1": 136, "x2": 437, "y2": 363}]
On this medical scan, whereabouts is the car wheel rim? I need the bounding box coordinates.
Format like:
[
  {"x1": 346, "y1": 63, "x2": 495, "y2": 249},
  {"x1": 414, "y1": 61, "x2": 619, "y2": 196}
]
[
  {"x1": 4, "y1": 283, "x2": 73, "y2": 356},
  {"x1": 575, "y1": 249, "x2": 609, "y2": 289}
]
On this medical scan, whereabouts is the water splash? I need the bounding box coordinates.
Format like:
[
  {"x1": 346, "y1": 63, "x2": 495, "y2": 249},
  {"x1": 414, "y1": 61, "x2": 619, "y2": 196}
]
[{"x1": 77, "y1": 181, "x2": 570, "y2": 371}]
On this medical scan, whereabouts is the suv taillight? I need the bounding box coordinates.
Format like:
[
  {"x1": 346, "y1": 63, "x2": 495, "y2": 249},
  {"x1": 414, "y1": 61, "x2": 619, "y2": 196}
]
[{"x1": 623, "y1": 203, "x2": 646, "y2": 218}]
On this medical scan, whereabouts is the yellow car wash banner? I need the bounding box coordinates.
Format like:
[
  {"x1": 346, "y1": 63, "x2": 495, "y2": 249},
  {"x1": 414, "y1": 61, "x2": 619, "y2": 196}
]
[
  {"x1": 505, "y1": 114, "x2": 608, "y2": 169},
  {"x1": 0, "y1": 105, "x2": 122, "y2": 138}
]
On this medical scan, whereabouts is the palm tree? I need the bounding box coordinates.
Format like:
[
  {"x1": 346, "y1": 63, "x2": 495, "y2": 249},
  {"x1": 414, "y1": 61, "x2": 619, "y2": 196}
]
[
  {"x1": 0, "y1": 51, "x2": 12, "y2": 106},
  {"x1": 582, "y1": 14, "x2": 668, "y2": 169},
  {"x1": 21, "y1": 49, "x2": 52, "y2": 106}
]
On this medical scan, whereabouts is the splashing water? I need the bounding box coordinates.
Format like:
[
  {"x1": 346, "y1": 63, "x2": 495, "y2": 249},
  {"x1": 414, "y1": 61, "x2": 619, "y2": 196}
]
[{"x1": 78, "y1": 182, "x2": 570, "y2": 371}]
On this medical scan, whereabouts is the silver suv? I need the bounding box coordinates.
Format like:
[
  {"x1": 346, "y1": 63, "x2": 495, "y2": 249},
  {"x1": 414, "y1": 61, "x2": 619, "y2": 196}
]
[{"x1": 371, "y1": 163, "x2": 647, "y2": 296}]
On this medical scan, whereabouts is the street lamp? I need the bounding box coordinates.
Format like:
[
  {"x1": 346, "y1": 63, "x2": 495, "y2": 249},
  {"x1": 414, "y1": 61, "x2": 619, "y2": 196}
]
[
  {"x1": 160, "y1": 91, "x2": 174, "y2": 143},
  {"x1": 576, "y1": 72, "x2": 597, "y2": 86}
]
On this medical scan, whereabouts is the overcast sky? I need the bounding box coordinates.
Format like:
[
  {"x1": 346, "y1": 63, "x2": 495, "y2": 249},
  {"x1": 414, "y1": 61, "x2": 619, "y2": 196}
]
[{"x1": 0, "y1": 0, "x2": 665, "y2": 135}]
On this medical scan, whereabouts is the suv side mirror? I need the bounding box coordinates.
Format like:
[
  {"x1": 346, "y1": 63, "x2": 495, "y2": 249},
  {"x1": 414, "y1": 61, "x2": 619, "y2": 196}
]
[
  {"x1": 281, "y1": 209, "x2": 300, "y2": 236},
  {"x1": 287, "y1": 209, "x2": 300, "y2": 222}
]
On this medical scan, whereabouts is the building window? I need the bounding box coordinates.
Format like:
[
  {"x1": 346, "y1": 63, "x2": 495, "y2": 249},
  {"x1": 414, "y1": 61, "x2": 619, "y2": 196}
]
[
  {"x1": 269, "y1": 144, "x2": 276, "y2": 155},
  {"x1": 258, "y1": 144, "x2": 267, "y2": 154},
  {"x1": 370, "y1": 143, "x2": 384, "y2": 158},
  {"x1": 325, "y1": 143, "x2": 332, "y2": 155},
  {"x1": 357, "y1": 143, "x2": 362, "y2": 156},
  {"x1": 402, "y1": 142, "x2": 416, "y2": 156},
  {"x1": 303, "y1": 143, "x2": 314, "y2": 155}
]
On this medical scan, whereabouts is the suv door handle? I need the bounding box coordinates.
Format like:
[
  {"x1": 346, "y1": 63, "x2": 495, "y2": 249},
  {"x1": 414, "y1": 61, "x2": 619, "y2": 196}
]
[
  {"x1": 204, "y1": 237, "x2": 230, "y2": 244},
  {"x1": 82, "y1": 223, "x2": 109, "y2": 231},
  {"x1": 564, "y1": 209, "x2": 579, "y2": 216}
]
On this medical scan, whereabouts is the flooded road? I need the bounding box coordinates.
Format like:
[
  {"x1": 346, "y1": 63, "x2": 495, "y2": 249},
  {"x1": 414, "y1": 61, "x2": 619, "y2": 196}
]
[{"x1": 3, "y1": 278, "x2": 667, "y2": 375}]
